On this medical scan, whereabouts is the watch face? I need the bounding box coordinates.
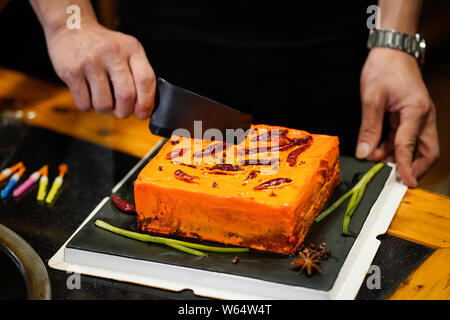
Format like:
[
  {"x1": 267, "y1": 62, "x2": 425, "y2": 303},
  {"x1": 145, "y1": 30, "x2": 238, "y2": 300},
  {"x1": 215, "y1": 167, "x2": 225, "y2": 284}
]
[
  {"x1": 419, "y1": 38, "x2": 426, "y2": 51},
  {"x1": 419, "y1": 39, "x2": 426, "y2": 65},
  {"x1": 415, "y1": 34, "x2": 426, "y2": 60}
]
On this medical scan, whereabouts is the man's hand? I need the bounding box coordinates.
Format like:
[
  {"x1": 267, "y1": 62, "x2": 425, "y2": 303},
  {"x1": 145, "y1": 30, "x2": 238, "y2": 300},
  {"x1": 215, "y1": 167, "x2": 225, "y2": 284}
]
[
  {"x1": 357, "y1": 47, "x2": 439, "y2": 187},
  {"x1": 46, "y1": 22, "x2": 156, "y2": 119},
  {"x1": 29, "y1": 0, "x2": 155, "y2": 119}
]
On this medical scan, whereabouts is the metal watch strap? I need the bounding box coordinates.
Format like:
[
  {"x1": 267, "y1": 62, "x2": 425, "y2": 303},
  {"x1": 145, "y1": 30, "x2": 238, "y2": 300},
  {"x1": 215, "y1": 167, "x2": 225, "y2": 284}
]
[{"x1": 367, "y1": 29, "x2": 426, "y2": 67}]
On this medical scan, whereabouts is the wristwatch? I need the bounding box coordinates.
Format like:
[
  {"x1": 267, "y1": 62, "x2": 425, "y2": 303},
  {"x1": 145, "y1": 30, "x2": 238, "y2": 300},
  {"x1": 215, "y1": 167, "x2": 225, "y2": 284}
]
[{"x1": 367, "y1": 29, "x2": 426, "y2": 67}]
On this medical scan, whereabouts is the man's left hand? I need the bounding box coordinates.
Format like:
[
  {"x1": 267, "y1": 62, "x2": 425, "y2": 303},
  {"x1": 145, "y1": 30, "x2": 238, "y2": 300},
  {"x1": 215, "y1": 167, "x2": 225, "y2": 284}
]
[{"x1": 357, "y1": 47, "x2": 439, "y2": 187}]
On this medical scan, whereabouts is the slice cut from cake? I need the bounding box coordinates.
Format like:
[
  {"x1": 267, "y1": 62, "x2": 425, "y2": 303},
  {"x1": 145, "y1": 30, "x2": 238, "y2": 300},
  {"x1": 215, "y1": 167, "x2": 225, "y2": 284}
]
[{"x1": 134, "y1": 124, "x2": 340, "y2": 255}]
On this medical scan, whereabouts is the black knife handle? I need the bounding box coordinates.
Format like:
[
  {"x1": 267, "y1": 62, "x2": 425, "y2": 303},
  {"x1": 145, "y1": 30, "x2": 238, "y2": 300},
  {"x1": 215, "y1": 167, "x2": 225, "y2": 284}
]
[{"x1": 149, "y1": 78, "x2": 252, "y2": 142}]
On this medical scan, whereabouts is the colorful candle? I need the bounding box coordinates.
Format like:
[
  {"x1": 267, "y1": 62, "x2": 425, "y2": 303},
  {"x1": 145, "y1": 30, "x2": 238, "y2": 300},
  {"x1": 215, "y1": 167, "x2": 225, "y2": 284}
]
[
  {"x1": 45, "y1": 164, "x2": 68, "y2": 204},
  {"x1": 1, "y1": 167, "x2": 26, "y2": 199},
  {"x1": 0, "y1": 162, "x2": 24, "y2": 182},
  {"x1": 13, "y1": 165, "x2": 48, "y2": 198},
  {"x1": 37, "y1": 166, "x2": 49, "y2": 202}
]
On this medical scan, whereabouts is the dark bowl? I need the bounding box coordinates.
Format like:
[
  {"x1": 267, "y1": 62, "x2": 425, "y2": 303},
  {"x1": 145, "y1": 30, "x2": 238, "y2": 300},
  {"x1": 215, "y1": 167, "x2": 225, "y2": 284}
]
[{"x1": 0, "y1": 224, "x2": 50, "y2": 300}]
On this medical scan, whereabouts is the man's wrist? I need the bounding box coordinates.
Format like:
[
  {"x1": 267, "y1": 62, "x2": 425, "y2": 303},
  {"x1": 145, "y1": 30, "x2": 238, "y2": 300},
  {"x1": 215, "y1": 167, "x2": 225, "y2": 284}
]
[
  {"x1": 378, "y1": 0, "x2": 422, "y2": 35},
  {"x1": 29, "y1": 0, "x2": 99, "y2": 37},
  {"x1": 368, "y1": 46, "x2": 418, "y2": 63}
]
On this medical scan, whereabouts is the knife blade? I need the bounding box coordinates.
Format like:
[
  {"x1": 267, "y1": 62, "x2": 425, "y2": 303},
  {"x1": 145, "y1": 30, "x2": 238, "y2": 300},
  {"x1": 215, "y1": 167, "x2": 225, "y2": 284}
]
[{"x1": 149, "y1": 78, "x2": 253, "y2": 144}]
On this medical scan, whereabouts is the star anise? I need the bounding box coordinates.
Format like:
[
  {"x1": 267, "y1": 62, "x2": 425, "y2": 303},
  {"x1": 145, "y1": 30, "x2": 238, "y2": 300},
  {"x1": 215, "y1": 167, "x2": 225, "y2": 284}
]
[{"x1": 291, "y1": 251, "x2": 322, "y2": 276}]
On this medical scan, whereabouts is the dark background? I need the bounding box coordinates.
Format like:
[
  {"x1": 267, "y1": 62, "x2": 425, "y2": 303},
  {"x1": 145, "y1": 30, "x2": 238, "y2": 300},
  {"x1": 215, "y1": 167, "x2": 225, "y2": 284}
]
[{"x1": 0, "y1": 0, "x2": 448, "y2": 195}]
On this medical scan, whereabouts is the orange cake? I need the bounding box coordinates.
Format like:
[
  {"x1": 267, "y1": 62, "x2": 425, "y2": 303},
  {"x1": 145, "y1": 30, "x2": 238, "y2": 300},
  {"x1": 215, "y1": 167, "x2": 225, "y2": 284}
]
[{"x1": 134, "y1": 124, "x2": 340, "y2": 255}]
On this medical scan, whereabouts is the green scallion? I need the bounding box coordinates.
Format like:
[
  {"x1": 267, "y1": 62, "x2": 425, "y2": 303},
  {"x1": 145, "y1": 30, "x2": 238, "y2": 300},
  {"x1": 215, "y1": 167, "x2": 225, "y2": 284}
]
[
  {"x1": 95, "y1": 220, "x2": 249, "y2": 256},
  {"x1": 314, "y1": 162, "x2": 385, "y2": 235}
]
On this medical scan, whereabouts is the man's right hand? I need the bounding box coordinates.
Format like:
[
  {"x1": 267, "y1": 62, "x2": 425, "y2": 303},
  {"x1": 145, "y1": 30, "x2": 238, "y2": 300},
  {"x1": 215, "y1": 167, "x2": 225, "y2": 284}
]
[
  {"x1": 29, "y1": 0, "x2": 156, "y2": 119},
  {"x1": 47, "y1": 22, "x2": 156, "y2": 119}
]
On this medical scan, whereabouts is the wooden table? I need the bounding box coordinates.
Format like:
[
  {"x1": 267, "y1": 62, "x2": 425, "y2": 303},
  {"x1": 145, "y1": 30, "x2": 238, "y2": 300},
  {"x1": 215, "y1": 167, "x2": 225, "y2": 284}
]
[{"x1": 1, "y1": 67, "x2": 449, "y2": 300}]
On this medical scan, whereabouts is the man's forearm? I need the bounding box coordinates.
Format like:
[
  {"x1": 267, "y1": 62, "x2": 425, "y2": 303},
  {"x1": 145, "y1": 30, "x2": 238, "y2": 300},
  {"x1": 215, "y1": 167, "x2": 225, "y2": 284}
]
[
  {"x1": 29, "y1": 0, "x2": 98, "y2": 36},
  {"x1": 378, "y1": 0, "x2": 423, "y2": 34}
]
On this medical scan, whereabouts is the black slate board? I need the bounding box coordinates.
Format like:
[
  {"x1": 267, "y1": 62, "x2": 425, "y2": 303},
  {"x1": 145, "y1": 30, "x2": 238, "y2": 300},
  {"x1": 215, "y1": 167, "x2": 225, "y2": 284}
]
[
  {"x1": 356, "y1": 234, "x2": 434, "y2": 299},
  {"x1": 67, "y1": 143, "x2": 395, "y2": 293}
]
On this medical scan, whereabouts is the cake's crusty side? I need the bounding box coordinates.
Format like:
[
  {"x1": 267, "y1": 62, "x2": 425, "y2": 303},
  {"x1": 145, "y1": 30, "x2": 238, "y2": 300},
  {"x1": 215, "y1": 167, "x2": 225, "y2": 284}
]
[{"x1": 134, "y1": 124, "x2": 340, "y2": 255}]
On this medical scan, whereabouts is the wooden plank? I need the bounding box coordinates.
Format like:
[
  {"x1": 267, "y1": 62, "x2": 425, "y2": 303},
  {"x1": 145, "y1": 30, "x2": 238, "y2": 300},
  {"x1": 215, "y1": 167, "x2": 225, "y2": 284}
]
[
  {"x1": 388, "y1": 248, "x2": 450, "y2": 300},
  {"x1": 387, "y1": 188, "x2": 450, "y2": 249}
]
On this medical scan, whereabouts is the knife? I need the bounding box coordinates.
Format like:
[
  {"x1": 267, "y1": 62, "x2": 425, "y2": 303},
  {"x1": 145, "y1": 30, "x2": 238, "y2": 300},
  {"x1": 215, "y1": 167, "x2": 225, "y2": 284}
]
[{"x1": 149, "y1": 78, "x2": 253, "y2": 144}]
